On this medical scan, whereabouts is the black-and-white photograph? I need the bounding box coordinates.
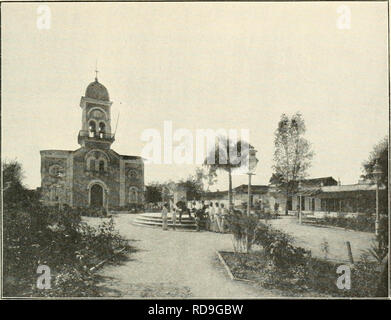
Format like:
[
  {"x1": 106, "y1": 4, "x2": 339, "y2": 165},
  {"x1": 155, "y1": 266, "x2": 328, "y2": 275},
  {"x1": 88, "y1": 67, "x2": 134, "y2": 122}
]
[{"x1": 1, "y1": 1, "x2": 389, "y2": 300}]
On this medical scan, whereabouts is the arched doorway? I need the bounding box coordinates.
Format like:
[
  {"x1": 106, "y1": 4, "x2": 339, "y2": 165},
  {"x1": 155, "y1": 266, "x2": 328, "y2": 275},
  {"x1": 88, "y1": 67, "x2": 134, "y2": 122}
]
[{"x1": 90, "y1": 184, "x2": 103, "y2": 207}]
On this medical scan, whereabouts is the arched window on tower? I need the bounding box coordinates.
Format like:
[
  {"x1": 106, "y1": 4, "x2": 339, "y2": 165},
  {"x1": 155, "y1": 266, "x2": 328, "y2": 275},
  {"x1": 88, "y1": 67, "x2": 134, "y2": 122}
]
[
  {"x1": 99, "y1": 160, "x2": 105, "y2": 172},
  {"x1": 98, "y1": 122, "x2": 106, "y2": 139},
  {"x1": 87, "y1": 157, "x2": 96, "y2": 171},
  {"x1": 89, "y1": 121, "x2": 96, "y2": 138},
  {"x1": 96, "y1": 157, "x2": 107, "y2": 172}
]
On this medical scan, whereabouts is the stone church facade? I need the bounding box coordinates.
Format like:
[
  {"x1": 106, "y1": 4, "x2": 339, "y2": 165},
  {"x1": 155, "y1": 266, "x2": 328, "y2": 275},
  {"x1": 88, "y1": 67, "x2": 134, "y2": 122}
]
[{"x1": 40, "y1": 76, "x2": 144, "y2": 209}]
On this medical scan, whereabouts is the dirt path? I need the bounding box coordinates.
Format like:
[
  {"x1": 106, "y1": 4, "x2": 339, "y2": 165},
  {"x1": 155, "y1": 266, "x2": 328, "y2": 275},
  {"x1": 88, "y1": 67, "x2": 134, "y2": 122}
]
[
  {"x1": 268, "y1": 217, "x2": 375, "y2": 263},
  {"x1": 97, "y1": 214, "x2": 283, "y2": 298}
]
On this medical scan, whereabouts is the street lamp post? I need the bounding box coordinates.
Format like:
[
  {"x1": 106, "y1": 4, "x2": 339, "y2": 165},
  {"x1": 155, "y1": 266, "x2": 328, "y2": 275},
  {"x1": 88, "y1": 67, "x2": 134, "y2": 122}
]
[
  {"x1": 373, "y1": 161, "x2": 382, "y2": 236},
  {"x1": 298, "y1": 181, "x2": 302, "y2": 224},
  {"x1": 247, "y1": 148, "x2": 258, "y2": 216},
  {"x1": 105, "y1": 189, "x2": 109, "y2": 215},
  {"x1": 247, "y1": 173, "x2": 254, "y2": 216}
]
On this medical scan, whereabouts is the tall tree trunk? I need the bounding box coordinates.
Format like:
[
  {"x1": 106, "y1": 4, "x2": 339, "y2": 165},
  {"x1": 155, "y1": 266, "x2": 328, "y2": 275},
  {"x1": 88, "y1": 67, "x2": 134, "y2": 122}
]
[
  {"x1": 285, "y1": 189, "x2": 289, "y2": 215},
  {"x1": 228, "y1": 167, "x2": 232, "y2": 211}
]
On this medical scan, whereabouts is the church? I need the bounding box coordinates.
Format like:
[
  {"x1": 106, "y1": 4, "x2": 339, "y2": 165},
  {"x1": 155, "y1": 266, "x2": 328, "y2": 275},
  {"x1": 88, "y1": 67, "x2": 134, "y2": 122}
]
[{"x1": 40, "y1": 74, "x2": 144, "y2": 209}]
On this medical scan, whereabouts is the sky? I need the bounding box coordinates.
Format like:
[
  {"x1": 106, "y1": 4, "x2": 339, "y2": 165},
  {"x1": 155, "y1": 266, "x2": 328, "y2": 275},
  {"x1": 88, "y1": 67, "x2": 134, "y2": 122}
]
[{"x1": 1, "y1": 2, "x2": 388, "y2": 191}]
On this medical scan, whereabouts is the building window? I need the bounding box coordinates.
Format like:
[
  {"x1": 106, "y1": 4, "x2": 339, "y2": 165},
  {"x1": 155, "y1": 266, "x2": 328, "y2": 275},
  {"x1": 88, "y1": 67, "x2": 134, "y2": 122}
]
[
  {"x1": 129, "y1": 187, "x2": 138, "y2": 203},
  {"x1": 91, "y1": 109, "x2": 105, "y2": 119},
  {"x1": 86, "y1": 151, "x2": 109, "y2": 172},
  {"x1": 49, "y1": 165, "x2": 63, "y2": 177},
  {"x1": 89, "y1": 120, "x2": 97, "y2": 137},
  {"x1": 87, "y1": 157, "x2": 95, "y2": 171},
  {"x1": 99, "y1": 160, "x2": 105, "y2": 172},
  {"x1": 96, "y1": 157, "x2": 107, "y2": 172},
  {"x1": 50, "y1": 186, "x2": 59, "y2": 202},
  {"x1": 98, "y1": 122, "x2": 106, "y2": 138},
  {"x1": 127, "y1": 169, "x2": 138, "y2": 179}
]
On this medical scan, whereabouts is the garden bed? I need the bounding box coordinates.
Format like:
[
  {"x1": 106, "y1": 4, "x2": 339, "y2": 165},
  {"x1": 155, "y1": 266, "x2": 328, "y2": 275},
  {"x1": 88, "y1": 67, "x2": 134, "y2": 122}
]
[
  {"x1": 3, "y1": 206, "x2": 134, "y2": 297},
  {"x1": 218, "y1": 250, "x2": 382, "y2": 297}
]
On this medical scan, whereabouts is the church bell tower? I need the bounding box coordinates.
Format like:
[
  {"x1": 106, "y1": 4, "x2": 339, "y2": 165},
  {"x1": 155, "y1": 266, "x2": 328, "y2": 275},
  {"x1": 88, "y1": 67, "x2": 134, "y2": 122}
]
[{"x1": 78, "y1": 73, "x2": 114, "y2": 150}]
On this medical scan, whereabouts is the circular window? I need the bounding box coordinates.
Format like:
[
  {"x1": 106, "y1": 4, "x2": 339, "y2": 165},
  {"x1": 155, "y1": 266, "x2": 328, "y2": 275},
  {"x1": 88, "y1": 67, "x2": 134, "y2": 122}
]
[
  {"x1": 49, "y1": 165, "x2": 63, "y2": 177},
  {"x1": 92, "y1": 110, "x2": 104, "y2": 119},
  {"x1": 127, "y1": 169, "x2": 138, "y2": 179}
]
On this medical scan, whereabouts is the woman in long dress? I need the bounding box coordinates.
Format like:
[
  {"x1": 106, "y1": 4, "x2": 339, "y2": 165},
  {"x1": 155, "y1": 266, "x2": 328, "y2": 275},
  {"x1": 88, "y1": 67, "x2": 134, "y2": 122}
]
[
  {"x1": 161, "y1": 203, "x2": 169, "y2": 231},
  {"x1": 220, "y1": 203, "x2": 229, "y2": 233},
  {"x1": 209, "y1": 202, "x2": 216, "y2": 232},
  {"x1": 220, "y1": 203, "x2": 227, "y2": 233},
  {"x1": 172, "y1": 207, "x2": 177, "y2": 230},
  {"x1": 216, "y1": 202, "x2": 222, "y2": 233}
]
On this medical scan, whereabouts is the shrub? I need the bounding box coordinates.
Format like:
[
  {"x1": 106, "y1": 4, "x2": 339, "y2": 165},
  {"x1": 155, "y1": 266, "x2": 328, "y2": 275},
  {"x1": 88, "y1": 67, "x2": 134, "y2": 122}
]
[
  {"x1": 226, "y1": 211, "x2": 262, "y2": 253},
  {"x1": 255, "y1": 226, "x2": 311, "y2": 271},
  {"x1": 249, "y1": 221, "x2": 311, "y2": 274},
  {"x1": 318, "y1": 215, "x2": 375, "y2": 232},
  {"x1": 75, "y1": 206, "x2": 107, "y2": 217},
  {"x1": 363, "y1": 216, "x2": 388, "y2": 263},
  {"x1": 3, "y1": 204, "x2": 130, "y2": 297}
]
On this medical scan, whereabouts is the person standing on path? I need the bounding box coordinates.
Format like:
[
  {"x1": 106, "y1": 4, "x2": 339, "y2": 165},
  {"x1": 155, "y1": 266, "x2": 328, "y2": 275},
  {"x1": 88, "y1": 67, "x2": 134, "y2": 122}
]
[
  {"x1": 161, "y1": 203, "x2": 169, "y2": 231},
  {"x1": 220, "y1": 203, "x2": 229, "y2": 233},
  {"x1": 172, "y1": 207, "x2": 177, "y2": 230},
  {"x1": 213, "y1": 202, "x2": 220, "y2": 232},
  {"x1": 176, "y1": 200, "x2": 186, "y2": 224},
  {"x1": 209, "y1": 202, "x2": 216, "y2": 232},
  {"x1": 215, "y1": 202, "x2": 222, "y2": 233},
  {"x1": 209, "y1": 201, "x2": 215, "y2": 232},
  {"x1": 204, "y1": 203, "x2": 211, "y2": 231},
  {"x1": 194, "y1": 201, "x2": 203, "y2": 232}
]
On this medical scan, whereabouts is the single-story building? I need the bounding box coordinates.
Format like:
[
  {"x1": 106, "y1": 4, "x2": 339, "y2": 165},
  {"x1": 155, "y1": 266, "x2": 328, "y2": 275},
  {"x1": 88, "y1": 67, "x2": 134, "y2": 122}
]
[
  {"x1": 267, "y1": 177, "x2": 338, "y2": 214},
  {"x1": 203, "y1": 184, "x2": 269, "y2": 209},
  {"x1": 204, "y1": 176, "x2": 386, "y2": 217}
]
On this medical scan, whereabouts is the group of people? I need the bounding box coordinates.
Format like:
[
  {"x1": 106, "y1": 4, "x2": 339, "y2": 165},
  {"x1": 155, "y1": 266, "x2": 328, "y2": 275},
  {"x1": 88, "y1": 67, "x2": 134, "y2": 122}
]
[{"x1": 160, "y1": 200, "x2": 230, "y2": 233}]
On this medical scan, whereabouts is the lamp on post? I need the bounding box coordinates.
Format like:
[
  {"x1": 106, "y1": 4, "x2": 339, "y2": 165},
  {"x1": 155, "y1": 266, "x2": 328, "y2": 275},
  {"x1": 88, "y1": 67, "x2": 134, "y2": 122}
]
[
  {"x1": 105, "y1": 189, "x2": 109, "y2": 215},
  {"x1": 247, "y1": 147, "x2": 259, "y2": 216},
  {"x1": 57, "y1": 171, "x2": 66, "y2": 210},
  {"x1": 298, "y1": 181, "x2": 302, "y2": 224},
  {"x1": 373, "y1": 161, "x2": 382, "y2": 236}
]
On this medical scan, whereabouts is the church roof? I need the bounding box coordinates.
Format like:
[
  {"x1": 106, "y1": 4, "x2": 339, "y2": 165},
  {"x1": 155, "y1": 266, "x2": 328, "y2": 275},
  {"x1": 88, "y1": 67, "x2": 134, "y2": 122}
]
[
  {"x1": 122, "y1": 155, "x2": 142, "y2": 160},
  {"x1": 85, "y1": 78, "x2": 110, "y2": 101}
]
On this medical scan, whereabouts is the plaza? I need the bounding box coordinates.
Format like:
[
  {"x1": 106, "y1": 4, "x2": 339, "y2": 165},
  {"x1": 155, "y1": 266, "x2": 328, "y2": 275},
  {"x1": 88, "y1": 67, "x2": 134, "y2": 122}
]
[{"x1": 94, "y1": 213, "x2": 375, "y2": 298}]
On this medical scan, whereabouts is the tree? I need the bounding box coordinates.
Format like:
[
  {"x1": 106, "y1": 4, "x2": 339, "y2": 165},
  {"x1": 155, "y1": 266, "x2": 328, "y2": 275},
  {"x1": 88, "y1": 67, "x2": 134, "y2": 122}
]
[
  {"x1": 2, "y1": 160, "x2": 39, "y2": 209},
  {"x1": 195, "y1": 166, "x2": 217, "y2": 194},
  {"x1": 177, "y1": 175, "x2": 203, "y2": 201},
  {"x1": 271, "y1": 112, "x2": 314, "y2": 214},
  {"x1": 361, "y1": 136, "x2": 388, "y2": 215},
  {"x1": 361, "y1": 136, "x2": 388, "y2": 296},
  {"x1": 204, "y1": 136, "x2": 252, "y2": 210},
  {"x1": 144, "y1": 183, "x2": 163, "y2": 204}
]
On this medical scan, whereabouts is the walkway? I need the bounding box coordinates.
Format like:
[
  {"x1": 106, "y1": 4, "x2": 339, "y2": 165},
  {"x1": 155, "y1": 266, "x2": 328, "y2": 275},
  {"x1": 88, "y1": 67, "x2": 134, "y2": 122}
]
[
  {"x1": 268, "y1": 216, "x2": 375, "y2": 263},
  {"x1": 96, "y1": 214, "x2": 283, "y2": 298}
]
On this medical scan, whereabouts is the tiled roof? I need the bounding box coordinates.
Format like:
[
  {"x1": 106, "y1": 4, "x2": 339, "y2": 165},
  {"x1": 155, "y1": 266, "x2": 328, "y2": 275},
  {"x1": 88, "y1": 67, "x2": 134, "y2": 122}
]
[
  {"x1": 203, "y1": 191, "x2": 228, "y2": 200},
  {"x1": 233, "y1": 184, "x2": 269, "y2": 194},
  {"x1": 321, "y1": 183, "x2": 384, "y2": 193},
  {"x1": 300, "y1": 176, "x2": 338, "y2": 187}
]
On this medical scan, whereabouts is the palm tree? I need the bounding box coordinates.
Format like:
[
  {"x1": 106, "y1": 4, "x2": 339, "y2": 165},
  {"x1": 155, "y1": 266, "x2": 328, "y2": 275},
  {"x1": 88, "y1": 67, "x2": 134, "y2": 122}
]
[
  {"x1": 203, "y1": 136, "x2": 252, "y2": 210},
  {"x1": 195, "y1": 167, "x2": 217, "y2": 200}
]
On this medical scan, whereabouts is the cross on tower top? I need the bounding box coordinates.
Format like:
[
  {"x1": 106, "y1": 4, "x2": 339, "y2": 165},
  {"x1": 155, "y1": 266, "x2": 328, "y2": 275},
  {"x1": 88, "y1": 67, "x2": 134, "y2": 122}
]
[{"x1": 95, "y1": 60, "x2": 99, "y2": 81}]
